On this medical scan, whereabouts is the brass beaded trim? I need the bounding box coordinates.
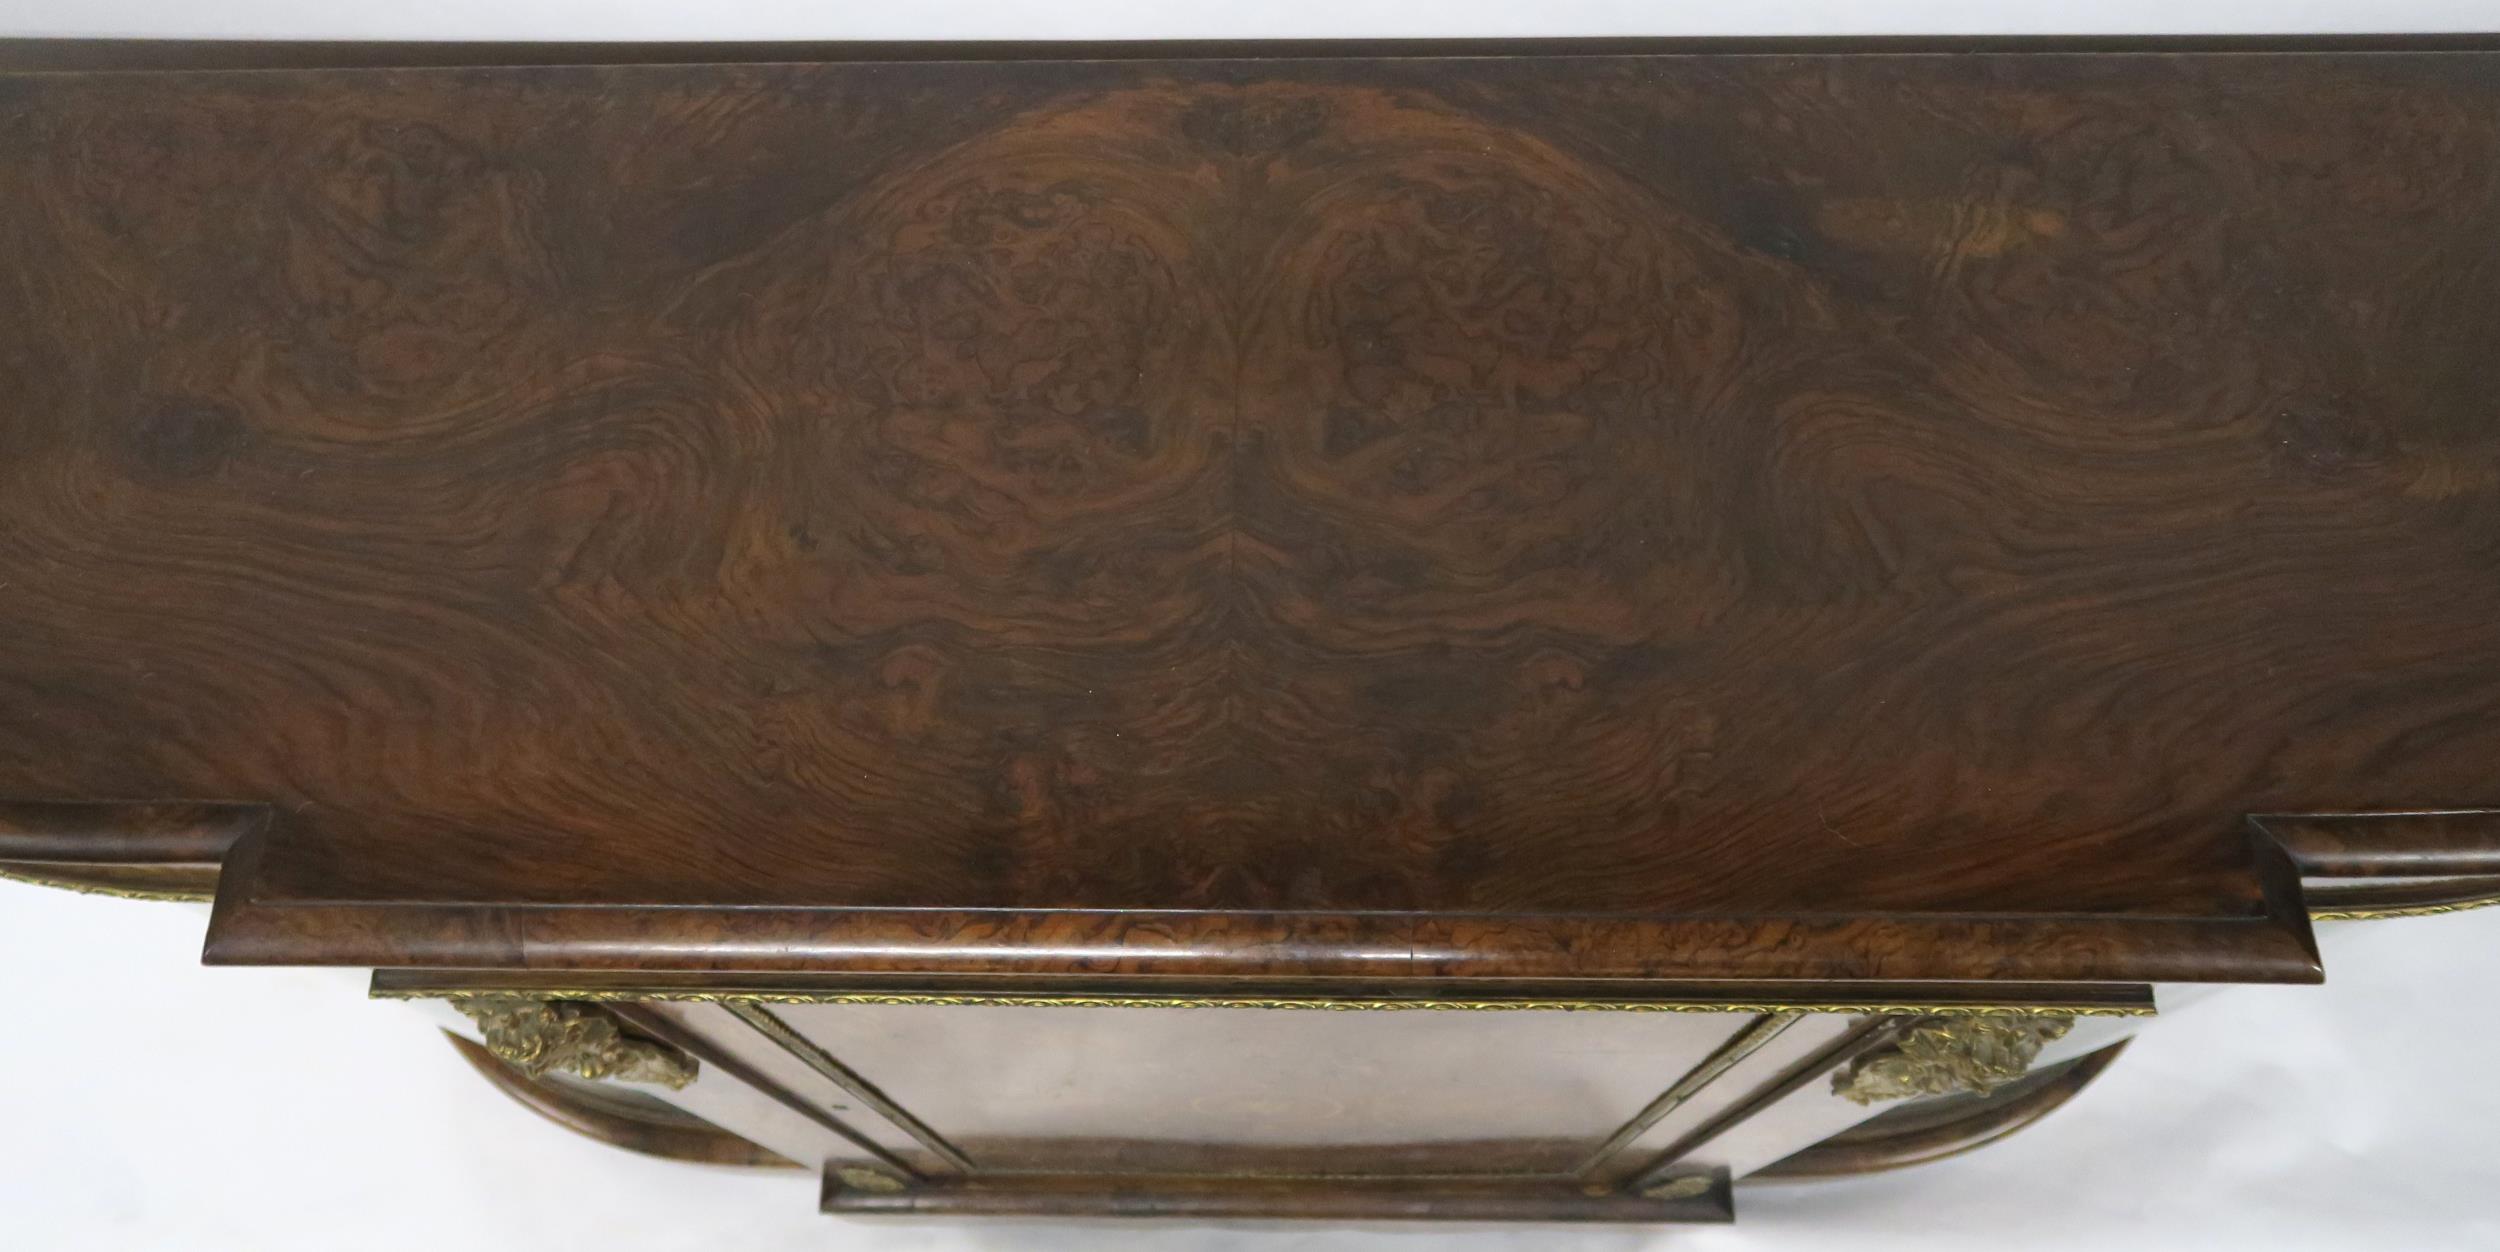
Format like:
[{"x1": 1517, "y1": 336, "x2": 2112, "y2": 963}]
[
  {"x1": 2310, "y1": 894, "x2": 2500, "y2": 922},
  {"x1": 372, "y1": 988, "x2": 2153, "y2": 1016},
  {"x1": 0, "y1": 864, "x2": 213, "y2": 903}
]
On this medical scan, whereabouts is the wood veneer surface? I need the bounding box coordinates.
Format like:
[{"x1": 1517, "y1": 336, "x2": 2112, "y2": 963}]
[{"x1": 3, "y1": 47, "x2": 2494, "y2": 978}]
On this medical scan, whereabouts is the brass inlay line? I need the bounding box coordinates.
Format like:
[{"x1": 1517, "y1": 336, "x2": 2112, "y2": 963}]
[
  {"x1": 722, "y1": 1001, "x2": 978, "y2": 1175},
  {"x1": 370, "y1": 988, "x2": 2153, "y2": 1016},
  {"x1": 0, "y1": 864, "x2": 212, "y2": 903},
  {"x1": 2311, "y1": 895, "x2": 2500, "y2": 922},
  {"x1": 1574, "y1": 1012, "x2": 1802, "y2": 1178}
]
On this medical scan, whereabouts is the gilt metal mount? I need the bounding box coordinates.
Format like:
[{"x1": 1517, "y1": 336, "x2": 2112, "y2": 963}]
[
  {"x1": 451, "y1": 996, "x2": 697, "y2": 1090},
  {"x1": 1833, "y1": 1014, "x2": 2074, "y2": 1105}
]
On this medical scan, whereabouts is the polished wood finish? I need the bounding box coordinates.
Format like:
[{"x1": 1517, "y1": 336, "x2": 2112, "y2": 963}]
[
  {"x1": 2258, "y1": 810, "x2": 2500, "y2": 916},
  {"x1": 818, "y1": 1170, "x2": 1733, "y2": 1222},
  {"x1": 2302, "y1": 875, "x2": 2500, "y2": 916},
  {"x1": 368, "y1": 968, "x2": 2163, "y2": 1013},
  {"x1": 11, "y1": 47, "x2": 2500, "y2": 988},
  {"x1": 445, "y1": 1030, "x2": 795, "y2": 1170},
  {"x1": 0, "y1": 801, "x2": 260, "y2": 899},
  {"x1": 3, "y1": 38, "x2": 2497, "y2": 1225},
  {"x1": 2260, "y1": 810, "x2": 2500, "y2": 877}
]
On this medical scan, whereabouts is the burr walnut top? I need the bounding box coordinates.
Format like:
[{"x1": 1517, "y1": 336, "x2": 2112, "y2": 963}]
[{"x1": 2, "y1": 45, "x2": 2495, "y2": 983}]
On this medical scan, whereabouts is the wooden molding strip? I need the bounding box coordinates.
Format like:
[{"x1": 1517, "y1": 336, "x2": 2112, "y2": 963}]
[{"x1": 2254, "y1": 811, "x2": 2500, "y2": 921}]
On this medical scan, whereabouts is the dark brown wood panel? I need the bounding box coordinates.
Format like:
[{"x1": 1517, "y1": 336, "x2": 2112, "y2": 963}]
[
  {"x1": 3, "y1": 47, "x2": 2496, "y2": 981},
  {"x1": 2259, "y1": 809, "x2": 2500, "y2": 876},
  {"x1": 365, "y1": 968, "x2": 2163, "y2": 1011},
  {"x1": 818, "y1": 1170, "x2": 1734, "y2": 1222}
]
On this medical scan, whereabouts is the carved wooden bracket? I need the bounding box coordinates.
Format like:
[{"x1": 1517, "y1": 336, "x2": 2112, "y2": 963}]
[
  {"x1": 1831, "y1": 1015, "x2": 2073, "y2": 1105},
  {"x1": 451, "y1": 996, "x2": 697, "y2": 1090}
]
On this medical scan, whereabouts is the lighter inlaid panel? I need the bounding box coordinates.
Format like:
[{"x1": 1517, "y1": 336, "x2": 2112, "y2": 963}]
[{"x1": 763, "y1": 1001, "x2": 1765, "y2": 1176}]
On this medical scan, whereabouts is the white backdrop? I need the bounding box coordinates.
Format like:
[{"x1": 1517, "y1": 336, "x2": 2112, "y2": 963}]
[
  {"x1": 5, "y1": 880, "x2": 2498, "y2": 1250},
  {"x1": 4, "y1": 3, "x2": 2499, "y2": 1248}
]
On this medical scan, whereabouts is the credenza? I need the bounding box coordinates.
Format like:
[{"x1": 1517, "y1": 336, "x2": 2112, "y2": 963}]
[{"x1": 4, "y1": 36, "x2": 2498, "y2": 1225}]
